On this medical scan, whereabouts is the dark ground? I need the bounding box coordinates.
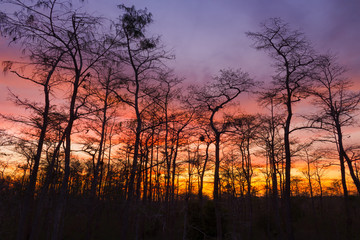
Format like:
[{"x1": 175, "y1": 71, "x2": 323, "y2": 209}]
[{"x1": 1, "y1": 192, "x2": 359, "y2": 239}]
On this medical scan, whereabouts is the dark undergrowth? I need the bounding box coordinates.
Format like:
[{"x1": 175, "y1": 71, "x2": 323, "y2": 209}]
[{"x1": 1, "y1": 192, "x2": 359, "y2": 240}]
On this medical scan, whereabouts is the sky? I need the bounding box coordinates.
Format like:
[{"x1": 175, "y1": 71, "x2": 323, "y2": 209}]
[
  {"x1": 83, "y1": 0, "x2": 360, "y2": 83},
  {"x1": 1, "y1": 0, "x2": 360, "y2": 114},
  {"x1": 1, "y1": 0, "x2": 360, "y2": 190}
]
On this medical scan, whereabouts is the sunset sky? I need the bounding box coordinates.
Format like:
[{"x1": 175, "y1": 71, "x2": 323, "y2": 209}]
[
  {"x1": 0, "y1": 0, "x2": 360, "y2": 133},
  {"x1": 2, "y1": 3, "x2": 360, "y2": 238},
  {"x1": 1, "y1": 0, "x2": 360, "y2": 109}
]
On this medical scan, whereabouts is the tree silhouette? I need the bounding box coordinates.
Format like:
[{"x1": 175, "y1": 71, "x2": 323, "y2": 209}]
[
  {"x1": 247, "y1": 18, "x2": 316, "y2": 240},
  {"x1": 191, "y1": 68, "x2": 254, "y2": 240},
  {"x1": 111, "y1": 4, "x2": 173, "y2": 201},
  {"x1": 1, "y1": 2, "x2": 360, "y2": 240},
  {"x1": 310, "y1": 54, "x2": 360, "y2": 195}
]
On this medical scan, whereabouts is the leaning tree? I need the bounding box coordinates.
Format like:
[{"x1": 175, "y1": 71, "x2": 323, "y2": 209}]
[{"x1": 310, "y1": 54, "x2": 360, "y2": 195}]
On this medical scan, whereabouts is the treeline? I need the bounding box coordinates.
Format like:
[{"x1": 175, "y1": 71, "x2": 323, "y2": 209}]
[{"x1": 0, "y1": 1, "x2": 360, "y2": 239}]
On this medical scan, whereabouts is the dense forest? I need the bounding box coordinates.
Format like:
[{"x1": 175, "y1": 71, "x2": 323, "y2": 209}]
[{"x1": 0, "y1": 1, "x2": 360, "y2": 239}]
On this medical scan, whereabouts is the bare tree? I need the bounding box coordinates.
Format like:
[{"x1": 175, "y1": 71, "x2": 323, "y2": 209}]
[
  {"x1": 231, "y1": 114, "x2": 259, "y2": 198},
  {"x1": 300, "y1": 145, "x2": 320, "y2": 213},
  {"x1": 257, "y1": 93, "x2": 286, "y2": 240},
  {"x1": 85, "y1": 66, "x2": 120, "y2": 199},
  {"x1": 247, "y1": 18, "x2": 316, "y2": 240},
  {"x1": 145, "y1": 70, "x2": 185, "y2": 203},
  {"x1": 230, "y1": 114, "x2": 260, "y2": 240},
  {"x1": 112, "y1": 5, "x2": 172, "y2": 200},
  {"x1": 309, "y1": 54, "x2": 360, "y2": 195},
  {"x1": 0, "y1": 2, "x2": 68, "y2": 238},
  {"x1": 1, "y1": 1, "x2": 119, "y2": 238},
  {"x1": 191, "y1": 68, "x2": 254, "y2": 240},
  {"x1": 76, "y1": 66, "x2": 121, "y2": 238}
]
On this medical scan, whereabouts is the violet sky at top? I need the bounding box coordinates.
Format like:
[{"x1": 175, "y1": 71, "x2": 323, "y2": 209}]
[
  {"x1": 87, "y1": 0, "x2": 360, "y2": 81},
  {"x1": 1, "y1": 0, "x2": 360, "y2": 114}
]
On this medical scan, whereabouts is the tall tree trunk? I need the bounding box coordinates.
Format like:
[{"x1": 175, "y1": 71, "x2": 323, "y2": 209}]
[
  {"x1": 52, "y1": 125, "x2": 72, "y2": 240},
  {"x1": 17, "y1": 55, "x2": 62, "y2": 240},
  {"x1": 337, "y1": 128, "x2": 360, "y2": 194},
  {"x1": 171, "y1": 133, "x2": 181, "y2": 203},
  {"x1": 270, "y1": 147, "x2": 282, "y2": 240},
  {"x1": 284, "y1": 87, "x2": 294, "y2": 240},
  {"x1": 127, "y1": 70, "x2": 141, "y2": 200},
  {"x1": 136, "y1": 149, "x2": 143, "y2": 200},
  {"x1": 335, "y1": 125, "x2": 353, "y2": 239},
  {"x1": 128, "y1": 117, "x2": 141, "y2": 200},
  {"x1": 91, "y1": 92, "x2": 108, "y2": 199},
  {"x1": 269, "y1": 134, "x2": 282, "y2": 239},
  {"x1": 29, "y1": 131, "x2": 65, "y2": 240},
  {"x1": 213, "y1": 133, "x2": 222, "y2": 240},
  {"x1": 164, "y1": 100, "x2": 171, "y2": 203},
  {"x1": 198, "y1": 142, "x2": 210, "y2": 202},
  {"x1": 245, "y1": 140, "x2": 253, "y2": 240},
  {"x1": 52, "y1": 67, "x2": 81, "y2": 239},
  {"x1": 148, "y1": 131, "x2": 154, "y2": 203},
  {"x1": 143, "y1": 140, "x2": 149, "y2": 203},
  {"x1": 86, "y1": 84, "x2": 109, "y2": 239}
]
